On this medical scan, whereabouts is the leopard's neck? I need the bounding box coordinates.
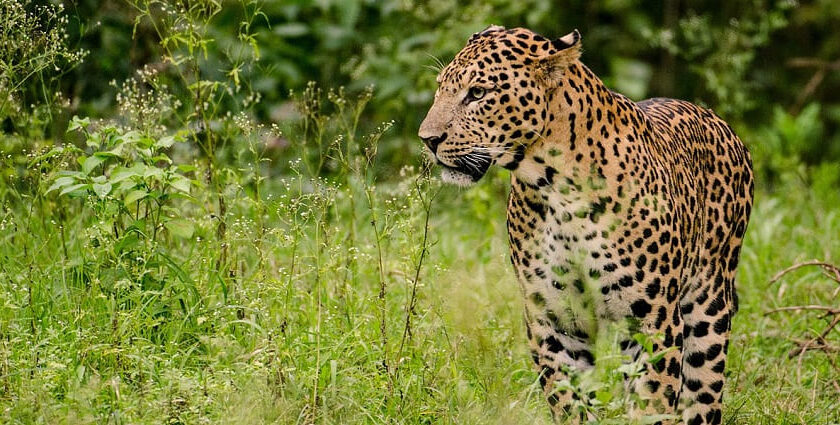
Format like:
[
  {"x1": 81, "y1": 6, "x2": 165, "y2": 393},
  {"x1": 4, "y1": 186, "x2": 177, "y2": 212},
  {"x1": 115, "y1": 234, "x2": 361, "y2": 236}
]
[{"x1": 511, "y1": 62, "x2": 649, "y2": 203}]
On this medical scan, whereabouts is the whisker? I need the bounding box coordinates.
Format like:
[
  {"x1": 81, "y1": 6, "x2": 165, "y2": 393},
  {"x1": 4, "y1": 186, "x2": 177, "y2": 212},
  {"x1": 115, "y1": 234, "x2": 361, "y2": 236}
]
[{"x1": 424, "y1": 53, "x2": 446, "y2": 73}]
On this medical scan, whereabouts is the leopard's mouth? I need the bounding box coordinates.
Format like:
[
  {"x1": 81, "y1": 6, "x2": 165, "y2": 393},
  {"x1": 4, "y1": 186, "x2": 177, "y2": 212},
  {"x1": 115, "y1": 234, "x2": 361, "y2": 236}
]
[
  {"x1": 437, "y1": 154, "x2": 491, "y2": 186},
  {"x1": 439, "y1": 166, "x2": 478, "y2": 187}
]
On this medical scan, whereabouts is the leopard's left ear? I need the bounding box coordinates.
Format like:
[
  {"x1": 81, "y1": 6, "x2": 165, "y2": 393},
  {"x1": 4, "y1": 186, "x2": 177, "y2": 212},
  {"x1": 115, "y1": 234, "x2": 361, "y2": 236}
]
[
  {"x1": 469, "y1": 25, "x2": 506, "y2": 43},
  {"x1": 536, "y1": 29, "x2": 582, "y2": 85}
]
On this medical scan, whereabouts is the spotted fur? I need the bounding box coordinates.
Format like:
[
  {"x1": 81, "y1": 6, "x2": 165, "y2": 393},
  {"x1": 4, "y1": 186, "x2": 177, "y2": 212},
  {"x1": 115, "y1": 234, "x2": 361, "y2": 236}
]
[{"x1": 419, "y1": 26, "x2": 753, "y2": 424}]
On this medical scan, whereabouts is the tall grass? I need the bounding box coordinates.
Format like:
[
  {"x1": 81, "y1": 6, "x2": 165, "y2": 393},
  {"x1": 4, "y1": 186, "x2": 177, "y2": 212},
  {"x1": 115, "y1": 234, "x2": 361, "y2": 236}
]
[{"x1": 0, "y1": 2, "x2": 838, "y2": 424}]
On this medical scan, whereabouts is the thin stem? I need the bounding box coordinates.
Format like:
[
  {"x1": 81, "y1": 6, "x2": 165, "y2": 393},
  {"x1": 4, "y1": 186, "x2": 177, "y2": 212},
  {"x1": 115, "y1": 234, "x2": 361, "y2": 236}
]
[{"x1": 395, "y1": 169, "x2": 437, "y2": 377}]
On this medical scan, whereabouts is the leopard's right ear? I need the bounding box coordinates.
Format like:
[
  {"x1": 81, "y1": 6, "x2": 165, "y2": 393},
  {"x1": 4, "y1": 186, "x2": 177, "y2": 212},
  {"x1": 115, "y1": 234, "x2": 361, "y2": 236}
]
[
  {"x1": 535, "y1": 29, "x2": 582, "y2": 86},
  {"x1": 469, "y1": 25, "x2": 506, "y2": 43},
  {"x1": 550, "y1": 29, "x2": 581, "y2": 53}
]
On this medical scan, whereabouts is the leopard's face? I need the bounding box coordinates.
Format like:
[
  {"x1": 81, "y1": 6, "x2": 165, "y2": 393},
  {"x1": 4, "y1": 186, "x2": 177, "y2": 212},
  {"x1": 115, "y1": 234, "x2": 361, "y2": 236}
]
[{"x1": 418, "y1": 26, "x2": 580, "y2": 186}]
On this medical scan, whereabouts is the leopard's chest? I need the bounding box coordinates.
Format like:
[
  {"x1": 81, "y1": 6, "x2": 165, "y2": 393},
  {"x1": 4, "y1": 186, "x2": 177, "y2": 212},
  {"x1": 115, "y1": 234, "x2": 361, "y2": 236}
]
[{"x1": 507, "y1": 187, "x2": 630, "y2": 334}]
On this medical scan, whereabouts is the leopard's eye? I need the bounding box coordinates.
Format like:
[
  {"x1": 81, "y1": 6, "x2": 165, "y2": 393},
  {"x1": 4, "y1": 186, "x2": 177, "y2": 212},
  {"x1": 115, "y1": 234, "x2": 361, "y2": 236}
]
[{"x1": 467, "y1": 86, "x2": 486, "y2": 102}]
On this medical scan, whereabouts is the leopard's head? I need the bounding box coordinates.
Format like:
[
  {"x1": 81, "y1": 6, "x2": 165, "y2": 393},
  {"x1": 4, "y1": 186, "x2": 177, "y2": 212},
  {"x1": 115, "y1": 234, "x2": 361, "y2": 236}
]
[{"x1": 418, "y1": 26, "x2": 581, "y2": 186}]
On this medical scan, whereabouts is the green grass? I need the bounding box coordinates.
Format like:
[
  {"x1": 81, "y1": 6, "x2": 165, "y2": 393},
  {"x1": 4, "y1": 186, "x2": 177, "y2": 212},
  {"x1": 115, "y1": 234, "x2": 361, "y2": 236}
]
[
  {"x1": 1, "y1": 1, "x2": 838, "y2": 423},
  {"x1": 1, "y1": 155, "x2": 839, "y2": 424}
]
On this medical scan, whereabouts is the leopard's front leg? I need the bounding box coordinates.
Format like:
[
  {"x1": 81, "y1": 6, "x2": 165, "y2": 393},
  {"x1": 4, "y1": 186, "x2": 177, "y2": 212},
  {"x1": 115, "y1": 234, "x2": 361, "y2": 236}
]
[
  {"x1": 527, "y1": 319, "x2": 595, "y2": 423},
  {"x1": 617, "y1": 273, "x2": 685, "y2": 423}
]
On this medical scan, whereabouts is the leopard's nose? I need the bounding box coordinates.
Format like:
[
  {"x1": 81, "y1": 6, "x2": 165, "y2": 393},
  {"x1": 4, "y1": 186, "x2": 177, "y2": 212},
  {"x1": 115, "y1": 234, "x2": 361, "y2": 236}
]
[{"x1": 420, "y1": 132, "x2": 447, "y2": 154}]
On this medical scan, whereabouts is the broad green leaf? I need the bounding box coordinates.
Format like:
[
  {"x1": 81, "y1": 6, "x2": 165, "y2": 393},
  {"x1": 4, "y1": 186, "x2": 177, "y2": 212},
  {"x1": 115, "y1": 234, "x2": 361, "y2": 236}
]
[
  {"x1": 144, "y1": 167, "x2": 164, "y2": 180},
  {"x1": 67, "y1": 116, "x2": 89, "y2": 132},
  {"x1": 124, "y1": 189, "x2": 148, "y2": 205},
  {"x1": 110, "y1": 164, "x2": 145, "y2": 184},
  {"x1": 93, "y1": 151, "x2": 120, "y2": 159},
  {"x1": 164, "y1": 219, "x2": 194, "y2": 239},
  {"x1": 115, "y1": 233, "x2": 140, "y2": 254},
  {"x1": 120, "y1": 130, "x2": 142, "y2": 145},
  {"x1": 81, "y1": 156, "x2": 105, "y2": 175},
  {"x1": 151, "y1": 154, "x2": 172, "y2": 164},
  {"x1": 46, "y1": 176, "x2": 76, "y2": 194},
  {"x1": 85, "y1": 132, "x2": 102, "y2": 149},
  {"x1": 170, "y1": 176, "x2": 191, "y2": 194},
  {"x1": 167, "y1": 192, "x2": 197, "y2": 203},
  {"x1": 59, "y1": 183, "x2": 89, "y2": 196},
  {"x1": 92, "y1": 182, "x2": 112, "y2": 199},
  {"x1": 126, "y1": 219, "x2": 147, "y2": 235},
  {"x1": 595, "y1": 390, "x2": 612, "y2": 404},
  {"x1": 155, "y1": 136, "x2": 176, "y2": 149},
  {"x1": 116, "y1": 179, "x2": 138, "y2": 193}
]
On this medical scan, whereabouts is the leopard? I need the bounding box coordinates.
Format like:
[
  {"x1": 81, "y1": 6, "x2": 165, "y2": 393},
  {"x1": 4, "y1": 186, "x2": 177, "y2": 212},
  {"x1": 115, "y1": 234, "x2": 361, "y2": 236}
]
[{"x1": 418, "y1": 26, "x2": 753, "y2": 424}]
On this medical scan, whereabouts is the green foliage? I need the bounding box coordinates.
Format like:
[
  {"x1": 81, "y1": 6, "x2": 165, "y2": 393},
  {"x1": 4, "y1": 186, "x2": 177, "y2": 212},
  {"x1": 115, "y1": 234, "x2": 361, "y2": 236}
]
[
  {"x1": 748, "y1": 103, "x2": 840, "y2": 190},
  {"x1": 0, "y1": 0, "x2": 86, "y2": 137},
  {"x1": 1, "y1": 1, "x2": 839, "y2": 424},
  {"x1": 643, "y1": 0, "x2": 794, "y2": 117},
  {"x1": 48, "y1": 117, "x2": 199, "y2": 240}
]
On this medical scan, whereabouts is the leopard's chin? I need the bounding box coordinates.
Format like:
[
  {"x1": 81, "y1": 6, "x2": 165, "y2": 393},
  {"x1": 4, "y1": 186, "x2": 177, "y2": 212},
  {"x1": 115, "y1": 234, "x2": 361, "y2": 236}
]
[{"x1": 440, "y1": 167, "x2": 478, "y2": 187}]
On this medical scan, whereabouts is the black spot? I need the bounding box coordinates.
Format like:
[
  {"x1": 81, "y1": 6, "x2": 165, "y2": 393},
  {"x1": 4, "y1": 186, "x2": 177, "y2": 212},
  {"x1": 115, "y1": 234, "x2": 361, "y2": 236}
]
[
  {"x1": 686, "y1": 352, "x2": 705, "y2": 367},
  {"x1": 652, "y1": 355, "x2": 666, "y2": 373},
  {"x1": 573, "y1": 349, "x2": 595, "y2": 365},
  {"x1": 619, "y1": 275, "x2": 634, "y2": 287},
  {"x1": 544, "y1": 166, "x2": 557, "y2": 184},
  {"x1": 667, "y1": 357, "x2": 681, "y2": 377},
  {"x1": 706, "y1": 343, "x2": 722, "y2": 360},
  {"x1": 707, "y1": 409, "x2": 722, "y2": 424},
  {"x1": 705, "y1": 293, "x2": 726, "y2": 316},
  {"x1": 545, "y1": 335, "x2": 564, "y2": 353},
  {"x1": 693, "y1": 321, "x2": 709, "y2": 338},
  {"x1": 524, "y1": 197, "x2": 546, "y2": 220},
  {"x1": 688, "y1": 414, "x2": 703, "y2": 425},
  {"x1": 713, "y1": 314, "x2": 730, "y2": 334},
  {"x1": 630, "y1": 299, "x2": 652, "y2": 317},
  {"x1": 645, "y1": 279, "x2": 661, "y2": 299},
  {"x1": 697, "y1": 392, "x2": 715, "y2": 404},
  {"x1": 655, "y1": 306, "x2": 667, "y2": 328},
  {"x1": 684, "y1": 379, "x2": 702, "y2": 392},
  {"x1": 728, "y1": 246, "x2": 741, "y2": 271},
  {"x1": 503, "y1": 145, "x2": 526, "y2": 170}
]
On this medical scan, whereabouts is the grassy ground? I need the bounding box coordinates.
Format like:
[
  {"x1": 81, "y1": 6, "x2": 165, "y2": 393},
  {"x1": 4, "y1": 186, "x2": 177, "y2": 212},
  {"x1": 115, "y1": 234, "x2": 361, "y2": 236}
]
[
  {"x1": 1, "y1": 1, "x2": 837, "y2": 423},
  {"x1": 1, "y1": 147, "x2": 839, "y2": 425}
]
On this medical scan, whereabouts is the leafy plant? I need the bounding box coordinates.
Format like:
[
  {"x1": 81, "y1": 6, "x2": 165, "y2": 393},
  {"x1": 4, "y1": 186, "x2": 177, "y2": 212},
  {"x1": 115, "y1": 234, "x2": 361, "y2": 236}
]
[{"x1": 48, "y1": 116, "x2": 199, "y2": 242}]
